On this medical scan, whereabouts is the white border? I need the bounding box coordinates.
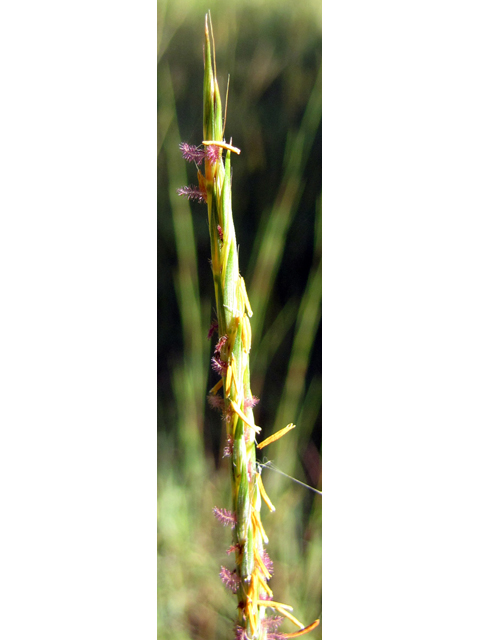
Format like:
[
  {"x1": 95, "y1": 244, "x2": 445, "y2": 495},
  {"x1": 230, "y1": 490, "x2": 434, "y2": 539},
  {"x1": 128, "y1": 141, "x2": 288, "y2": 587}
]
[
  {"x1": 0, "y1": 2, "x2": 157, "y2": 637},
  {"x1": 324, "y1": 1, "x2": 480, "y2": 638}
]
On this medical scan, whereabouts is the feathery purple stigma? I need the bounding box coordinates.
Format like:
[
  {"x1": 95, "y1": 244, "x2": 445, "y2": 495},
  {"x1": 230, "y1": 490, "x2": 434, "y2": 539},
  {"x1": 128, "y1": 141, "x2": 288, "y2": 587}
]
[
  {"x1": 207, "y1": 319, "x2": 218, "y2": 340},
  {"x1": 262, "y1": 616, "x2": 284, "y2": 631},
  {"x1": 211, "y1": 334, "x2": 228, "y2": 374},
  {"x1": 262, "y1": 550, "x2": 274, "y2": 576},
  {"x1": 179, "y1": 142, "x2": 206, "y2": 164},
  {"x1": 205, "y1": 144, "x2": 221, "y2": 164},
  {"x1": 263, "y1": 616, "x2": 287, "y2": 640},
  {"x1": 235, "y1": 626, "x2": 248, "y2": 640},
  {"x1": 220, "y1": 566, "x2": 240, "y2": 593},
  {"x1": 213, "y1": 507, "x2": 236, "y2": 528},
  {"x1": 217, "y1": 224, "x2": 224, "y2": 241},
  {"x1": 244, "y1": 395, "x2": 260, "y2": 409},
  {"x1": 177, "y1": 185, "x2": 206, "y2": 203},
  {"x1": 211, "y1": 354, "x2": 228, "y2": 375},
  {"x1": 207, "y1": 394, "x2": 225, "y2": 412},
  {"x1": 215, "y1": 334, "x2": 228, "y2": 354},
  {"x1": 226, "y1": 543, "x2": 240, "y2": 555}
]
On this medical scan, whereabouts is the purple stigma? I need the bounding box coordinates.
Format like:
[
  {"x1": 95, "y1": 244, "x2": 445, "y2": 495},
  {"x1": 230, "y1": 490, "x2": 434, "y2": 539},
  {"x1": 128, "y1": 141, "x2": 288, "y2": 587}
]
[
  {"x1": 205, "y1": 144, "x2": 221, "y2": 164},
  {"x1": 207, "y1": 394, "x2": 225, "y2": 412},
  {"x1": 211, "y1": 354, "x2": 228, "y2": 375},
  {"x1": 208, "y1": 319, "x2": 218, "y2": 340},
  {"x1": 262, "y1": 616, "x2": 284, "y2": 631},
  {"x1": 234, "y1": 626, "x2": 248, "y2": 640},
  {"x1": 213, "y1": 507, "x2": 236, "y2": 528},
  {"x1": 177, "y1": 185, "x2": 206, "y2": 203},
  {"x1": 179, "y1": 142, "x2": 206, "y2": 164},
  {"x1": 219, "y1": 566, "x2": 240, "y2": 593},
  {"x1": 262, "y1": 551, "x2": 274, "y2": 576},
  {"x1": 214, "y1": 334, "x2": 228, "y2": 354},
  {"x1": 244, "y1": 395, "x2": 260, "y2": 409}
]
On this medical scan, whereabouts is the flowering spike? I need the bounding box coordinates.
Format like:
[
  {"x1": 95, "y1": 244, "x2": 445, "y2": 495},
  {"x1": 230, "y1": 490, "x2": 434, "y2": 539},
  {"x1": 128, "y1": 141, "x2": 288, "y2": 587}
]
[{"x1": 179, "y1": 16, "x2": 319, "y2": 640}]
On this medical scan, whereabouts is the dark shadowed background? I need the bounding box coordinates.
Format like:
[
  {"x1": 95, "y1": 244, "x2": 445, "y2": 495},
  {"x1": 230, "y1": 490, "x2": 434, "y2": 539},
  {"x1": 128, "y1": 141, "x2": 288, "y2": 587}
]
[{"x1": 158, "y1": 1, "x2": 322, "y2": 637}]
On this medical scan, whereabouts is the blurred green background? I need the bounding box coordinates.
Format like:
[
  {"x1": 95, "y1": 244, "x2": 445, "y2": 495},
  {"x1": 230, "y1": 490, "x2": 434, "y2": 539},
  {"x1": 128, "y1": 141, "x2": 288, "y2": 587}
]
[{"x1": 158, "y1": 1, "x2": 321, "y2": 637}]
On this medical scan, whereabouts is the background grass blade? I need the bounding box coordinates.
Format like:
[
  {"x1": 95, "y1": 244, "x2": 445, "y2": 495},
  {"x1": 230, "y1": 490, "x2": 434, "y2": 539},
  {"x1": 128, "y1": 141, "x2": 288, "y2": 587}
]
[
  {"x1": 248, "y1": 65, "x2": 322, "y2": 345},
  {"x1": 159, "y1": 62, "x2": 208, "y2": 478}
]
